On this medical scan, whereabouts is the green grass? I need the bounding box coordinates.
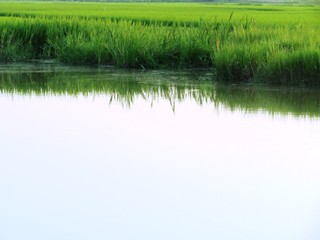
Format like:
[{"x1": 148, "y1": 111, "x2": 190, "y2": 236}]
[{"x1": 0, "y1": 2, "x2": 319, "y2": 85}]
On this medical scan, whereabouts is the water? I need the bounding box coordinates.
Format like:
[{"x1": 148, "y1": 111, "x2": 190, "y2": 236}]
[{"x1": 0, "y1": 65, "x2": 320, "y2": 240}]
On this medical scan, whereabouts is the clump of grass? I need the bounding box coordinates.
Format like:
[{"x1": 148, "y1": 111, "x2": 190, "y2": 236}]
[
  {"x1": 214, "y1": 43, "x2": 265, "y2": 82},
  {"x1": 48, "y1": 19, "x2": 212, "y2": 68},
  {"x1": 0, "y1": 27, "x2": 34, "y2": 62},
  {"x1": 0, "y1": 30, "x2": 20, "y2": 62},
  {"x1": 263, "y1": 50, "x2": 320, "y2": 85}
]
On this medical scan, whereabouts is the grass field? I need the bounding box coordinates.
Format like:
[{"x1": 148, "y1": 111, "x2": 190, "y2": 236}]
[{"x1": 0, "y1": 2, "x2": 319, "y2": 85}]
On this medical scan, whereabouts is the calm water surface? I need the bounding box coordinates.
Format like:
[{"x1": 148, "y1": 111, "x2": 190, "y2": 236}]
[{"x1": 0, "y1": 65, "x2": 320, "y2": 240}]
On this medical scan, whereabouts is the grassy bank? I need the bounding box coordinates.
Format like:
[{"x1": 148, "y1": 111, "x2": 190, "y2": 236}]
[{"x1": 0, "y1": 2, "x2": 319, "y2": 85}]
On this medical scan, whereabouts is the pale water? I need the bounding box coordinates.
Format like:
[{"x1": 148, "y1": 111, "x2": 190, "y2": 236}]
[{"x1": 0, "y1": 65, "x2": 320, "y2": 240}]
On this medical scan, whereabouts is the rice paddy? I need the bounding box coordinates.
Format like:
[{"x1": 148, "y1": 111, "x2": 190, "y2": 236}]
[{"x1": 0, "y1": 2, "x2": 319, "y2": 85}]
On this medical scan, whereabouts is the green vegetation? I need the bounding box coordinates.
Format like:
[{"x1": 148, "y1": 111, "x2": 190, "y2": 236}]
[
  {"x1": 0, "y1": 2, "x2": 319, "y2": 85},
  {"x1": 1, "y1": 65, "x2": 319, "y2": 117}
]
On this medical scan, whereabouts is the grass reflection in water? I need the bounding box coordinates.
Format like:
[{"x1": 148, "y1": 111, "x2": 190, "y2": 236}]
[{"x1": 0, "y1": 66, "x2": 319, "y2": 118}]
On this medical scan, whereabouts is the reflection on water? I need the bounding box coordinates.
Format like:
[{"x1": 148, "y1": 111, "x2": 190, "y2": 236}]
[
  {"x1": 0, "y1": 65, "x2": 319, "y2": 117},
  {"x1": 0, "y1": 65, "x2": 320, "y2": 240}
]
